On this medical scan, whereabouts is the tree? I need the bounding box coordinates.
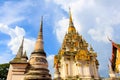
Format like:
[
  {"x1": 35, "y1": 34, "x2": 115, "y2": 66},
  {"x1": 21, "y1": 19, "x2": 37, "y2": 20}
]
[{"x1": 0, "y1": 63, "x2": 10, "y2": 80}]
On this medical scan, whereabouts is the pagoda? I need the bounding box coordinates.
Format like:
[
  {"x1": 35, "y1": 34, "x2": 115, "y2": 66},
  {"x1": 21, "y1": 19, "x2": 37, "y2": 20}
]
[
  {"x1": 7, "y1": 17, "x2": 51, "y2": 80},
  {"x1": 54, "y1": 9, "x2": 100, "y2": 80}
]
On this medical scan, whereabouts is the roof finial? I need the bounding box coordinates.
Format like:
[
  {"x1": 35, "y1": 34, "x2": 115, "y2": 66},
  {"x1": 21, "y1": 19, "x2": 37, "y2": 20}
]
[
  {"x1": 34, "y1": 16, "x2": 44, "y2": 52},
  {"x1": 22, "y1": 50, "x2": 28, "y2": 60},
  {"x1": 107, "y1": 36, "x2": 112, "y2": 43},
  {"x1": 90, "y1": 45, "x2": 94, "y2": 52}
]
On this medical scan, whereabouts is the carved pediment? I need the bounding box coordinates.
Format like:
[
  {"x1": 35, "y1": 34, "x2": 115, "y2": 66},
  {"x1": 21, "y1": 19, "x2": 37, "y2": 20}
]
[{"x1": 75, "y1": 50, "x2": 90, "y2": 61}]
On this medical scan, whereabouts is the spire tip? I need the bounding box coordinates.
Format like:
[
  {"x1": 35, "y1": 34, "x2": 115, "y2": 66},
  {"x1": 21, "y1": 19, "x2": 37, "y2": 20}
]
[{"x1": 40, "y1": 16, "x2": 43, "y2": 32}]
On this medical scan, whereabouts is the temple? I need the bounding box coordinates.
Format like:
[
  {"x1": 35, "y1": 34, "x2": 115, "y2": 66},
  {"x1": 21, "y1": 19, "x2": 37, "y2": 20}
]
[
  {"x1": 53, "y1": 9, "x2": 100, "y2": 80},
  {"x1": 7, "y1": 17, "x2": 51, "y2": 80},
  {"x1": 109, "y1": 39, "x2": 120, "y2": 79}
]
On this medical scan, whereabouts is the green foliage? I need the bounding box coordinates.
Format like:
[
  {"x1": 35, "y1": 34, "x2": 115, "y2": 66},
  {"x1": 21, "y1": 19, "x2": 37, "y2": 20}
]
[{"x1": 0, "y1": 63, "x2": 10, "y2": 80}]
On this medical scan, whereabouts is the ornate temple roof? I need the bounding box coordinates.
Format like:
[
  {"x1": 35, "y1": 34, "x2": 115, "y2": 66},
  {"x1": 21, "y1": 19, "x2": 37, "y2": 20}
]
[
  {"x1": 109, "y1": 40, "x2": 120, "y2": 72},
  {"x1": 54, "y1": 9, "x2": 98, "y2": 66}
]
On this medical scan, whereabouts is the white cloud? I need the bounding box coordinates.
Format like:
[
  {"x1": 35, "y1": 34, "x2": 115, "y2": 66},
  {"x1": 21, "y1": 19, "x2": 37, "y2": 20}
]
[
  {"x1": 0, "y1": 24, "x2": 35, "y2": 56},
  {"x1": 52, "y1": 0, "x2": 120, "y2": 43},
  {"x1": 54, "y1": 17, "x2": 68, "y2": 43},
  {"x1": 0, "y1": 0, "x2": 32, "y2": 25},
  {"x1": 24, "y1": 38, "x2": 35, "y2": 56},
  {"x1": 47, "y1": 54, "x2": 54, "y2": 61},
  {"x1": 53, "y1": 0, "x2": 95, "y2": 13},
  {"x1": 47, "y1": 54, "x2": 55, "y2": 79},
  {"x1": 88, "y1": 27, "x2": 113, "y2": 43},
  {"x1": 88, "y1": 7, "x2": 120, "y2": 43},
  {"x1": 52, "y1": 0, "x2": 96, "y2": 43}
]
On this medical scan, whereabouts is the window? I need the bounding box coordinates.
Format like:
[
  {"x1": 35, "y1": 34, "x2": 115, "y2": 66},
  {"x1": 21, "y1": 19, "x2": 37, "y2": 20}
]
[{"x1": 66, "y1": 64, "x2": 68, "y2": 75}]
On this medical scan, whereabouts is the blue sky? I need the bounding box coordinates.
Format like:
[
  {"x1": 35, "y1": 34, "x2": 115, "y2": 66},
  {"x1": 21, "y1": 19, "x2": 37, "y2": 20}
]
[{"x1": 0, "y1": 0, "x2": 120, "y2": 78}]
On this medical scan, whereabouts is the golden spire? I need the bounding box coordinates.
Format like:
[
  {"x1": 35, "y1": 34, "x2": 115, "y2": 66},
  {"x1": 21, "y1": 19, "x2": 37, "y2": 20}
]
[
  {"x1": 34, "y1": 17, "x2": 44, "y2": 52},
  {"x1": 16, "y1": 37, "x2": 24, "y2": 58},
  {"x1": 69, "y1": 8, "x2": 74, "y2": 27},
  {"x1": 68, "y1": 8, "x2": 76, "y2": 33}
]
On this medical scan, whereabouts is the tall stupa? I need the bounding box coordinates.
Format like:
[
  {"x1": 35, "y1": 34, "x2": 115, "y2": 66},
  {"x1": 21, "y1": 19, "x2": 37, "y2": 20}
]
[{"x1": 24, "y1": 17, "x2": 51, "y2": 80}]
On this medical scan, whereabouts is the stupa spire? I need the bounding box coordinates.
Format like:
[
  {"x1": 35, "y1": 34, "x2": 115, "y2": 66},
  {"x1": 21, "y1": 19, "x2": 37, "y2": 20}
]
[
  {"x1": 16, "y1": 37, "x2": 24, "y2": 58},
  {"x1": 22, "y1": 50, "x2": 28, "y2": 60},
  {"x1": 69, "y1": 8, "x2": 74, "y2": 27},
  {"x1": 34, "y1": 16, "x2": 44, "y2": 52},
  {"x1": 68, "y1": 8, "x2": 76, "y2": 33},
  {"x1": 24, "y1": 17, "x2": 51, "y2": 80}
]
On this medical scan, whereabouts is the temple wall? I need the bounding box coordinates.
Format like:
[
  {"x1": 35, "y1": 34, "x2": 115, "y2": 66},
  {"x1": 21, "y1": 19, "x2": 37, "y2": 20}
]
[
  {"x1": 7, "y1": 63, "x2": 28, "y2": 80},
  {"x1": 11, "y1": 75, "x2": 25, "y2": 80},
  {"x1": 7, "y1": 65, "x2": 13, "y2": 80}
]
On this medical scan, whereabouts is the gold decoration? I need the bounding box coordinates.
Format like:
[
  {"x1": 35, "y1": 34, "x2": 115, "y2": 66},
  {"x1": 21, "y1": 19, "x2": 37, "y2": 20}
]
[
  {"x1": 115, "y1": 50, "x2": 120, "y2": 72},
  {"x1": 68, "y1": 27, "x2": 76, "y2": 32},
  {"x1": 75, "y1": 50, "x2": 90, "y2": 61},
  {"x1": 54, "y1": 55, "x2": 58, "y2": 65},
  {"x1": 60, "y1": 50, "x2": 64, "y2": 55}
]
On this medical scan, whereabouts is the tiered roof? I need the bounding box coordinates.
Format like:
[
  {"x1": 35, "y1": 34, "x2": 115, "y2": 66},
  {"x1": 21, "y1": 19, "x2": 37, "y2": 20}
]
[{"x1": 54, "y1": 9, "x2": 98, "y2": 66}]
